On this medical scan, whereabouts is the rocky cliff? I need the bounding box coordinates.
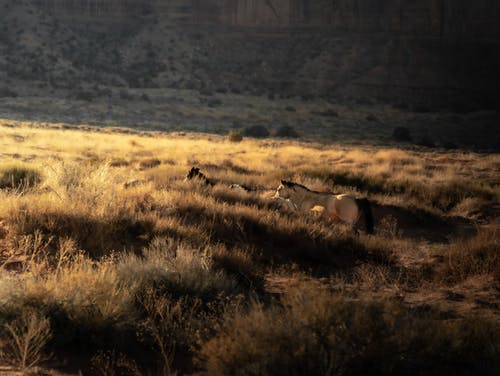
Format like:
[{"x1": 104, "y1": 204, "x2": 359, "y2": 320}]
[
  {"x1": 30, "y1": 0, "x2": 500, "y2": 38},
  {"x1": 4, "y1": 0, "x2": 500, "y2": 108}
]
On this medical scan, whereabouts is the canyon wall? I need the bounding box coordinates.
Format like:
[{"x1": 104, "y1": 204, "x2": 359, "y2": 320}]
[
  {"x1": 24, "y1": 1, "x2": 500, "y2": 106},
  {"x1": 31, "y1": 0, "x2": 500, "y2": 38}
]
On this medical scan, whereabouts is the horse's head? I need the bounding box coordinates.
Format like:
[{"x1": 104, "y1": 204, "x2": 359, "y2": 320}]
[
  {"x1": 186, "y1": 167, "x2": 201, "y2": 181},
  {"x1": 274, "y1": 180, "x2": 296, "y2": 199}
]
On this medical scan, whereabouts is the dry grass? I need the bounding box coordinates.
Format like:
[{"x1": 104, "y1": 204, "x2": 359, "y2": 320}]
[
  {"x1": 440, "y1": 229, "x2": 499, "y2": 283},
  {"x1": 1, "y1": 311, "x2": 52, "y2": 371},
  {"x1": 0, "y1": 120, "x2": 498, "y2": 374}
]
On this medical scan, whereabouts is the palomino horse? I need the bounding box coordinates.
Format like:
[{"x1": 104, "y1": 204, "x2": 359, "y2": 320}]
[{"x1": 274, "y1": 180, "x2": 374, "y2": 234}]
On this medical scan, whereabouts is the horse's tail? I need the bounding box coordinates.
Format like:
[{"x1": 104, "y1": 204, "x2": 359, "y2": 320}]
[{"x1": 356, "y1": 198, "x2": 374, "y2": 234}]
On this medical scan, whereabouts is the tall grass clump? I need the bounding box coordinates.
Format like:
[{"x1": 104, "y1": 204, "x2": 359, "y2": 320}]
[
  {"x1": 2, "y1": 162, "x2": 155, "y2": 257},
  {"x1": 0, "y1": 163, "x2": 42, "y2": 191},
  {"x1": 441, "y1": 229, "x2": 499, "y2": 283}
]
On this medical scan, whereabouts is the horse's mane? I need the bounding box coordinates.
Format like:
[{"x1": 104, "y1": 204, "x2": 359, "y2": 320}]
[
  {"x1": 281, "y1": 180, "x2": 326, "y2": 194},
  {"x1": 281, "y1": 180, "x2": 309, "y2": 190}
]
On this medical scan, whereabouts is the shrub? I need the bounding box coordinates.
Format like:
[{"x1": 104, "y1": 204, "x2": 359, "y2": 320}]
[
  {"x1": 0, "y1": 164, "x2": 41, "y2": 191},
  {"x1": 243, "y1": 125, "x2": 269, "y2": 138},
  {"x1": 0, "y1": 86, "x2": 18, "y2": 98},
  {"x1": 116, "y1": 238, "x2": 241, "y2": 300},
  {"x1": 207, "y1": 99, "x2": 222, "y2": 108},
  {"x1": 417, "y1": 135, "x2": 435, "y2": 148},
  {"x1": 199, "y1": 88, "x2": 214, "y2": 96},
  {"x1": 139, "y1": 158, "x2": 161, "y2": 170},
  {"x1": 274, "y1": 125, "x2": 299, "y2": 138},
  {"x1": 442, "y1": 141, "x2": 458, "y2": 150},
  {"x1": 413, "y1": 104, "x2": 431, "y2": 113},
  {"x1": 1, "y1": 311, "x2": 52, "y2": 371},
  {"x1": 74, "y1": 90, "x2": 94, "y2": 102},
  {"x1": 227, "y1": 131, "x2": 243, "y2": 142},
  {"x1": 119, "y1": 89, "x2": 134, "y2": 100},
  {"x1": 200, "y1": 285, "x2": 500, "y2": 375},
  {"x1": 312, "y1": 109, "x2": 338, "y2": 117},
  {"x1": 109, "y1": 158, "x2": 129, "y2": 167}
]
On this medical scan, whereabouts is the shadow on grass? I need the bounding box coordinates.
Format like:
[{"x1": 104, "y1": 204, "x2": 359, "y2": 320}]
[
  {"x1": 11, "y1": 210, "x2": 155, "y2": 258},
  {"x1": 168, "y1": 201, "x2": 394, "y2": 275}
]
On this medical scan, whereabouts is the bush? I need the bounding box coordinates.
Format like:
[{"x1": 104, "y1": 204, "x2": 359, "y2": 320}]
[
  {"x1": 392, "y1": 126, "x2": 412, "y2": 142},
  {"x1": 274, "y1": 125, "x2": 299, "y2": 138},
  {"x1": 227, "y1": 131, "x2": 243, "y2": 142},
  {"x1": 413, "y1": 104, "x2": 431, "y2": 113},
  {"x1": 2, "y1": 311, "x2": 52, "y2": 370},
  {"x1": 313, "y1": 109, "x2": 338, "y2": 117},
  {"x1": 75, "y1": 91, "x2": 94, "y2": 102},
  {"x1": 243, "y1": 125, "x2": 269, "y2": 138},
  {"x1": 417, "y1": 135, "x2": 435, "y2": 148},
  {"x1": 0, "y1": 165, "x2": 41, "y2": 191},
  {"x1": 116, "y1": 238, "x2": 240, "y2": 300},
  {"x1": 119, "y1": 89, "x2": 134, "y2": 100},
  {"x1": 207, "y1": 99, "x2": 222, "y2": 108},
  {"x1": 139, "y1": 158, "x2": 161, "y2": 170},
  {"x1": 0, "y1": 86, "x2": 18, "y2": 98},
  {"x1": 442, "y1": 141, "x2": 458, "y2": 150}
]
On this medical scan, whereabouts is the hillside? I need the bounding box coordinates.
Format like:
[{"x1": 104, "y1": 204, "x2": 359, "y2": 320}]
[{"x1": 1, "y1": 0, "x2": 499, "y2": 108}]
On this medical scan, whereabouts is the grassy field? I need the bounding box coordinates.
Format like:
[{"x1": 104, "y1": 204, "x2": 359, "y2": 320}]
[{"x1": 0, "y1": 119, "x2": 498, "y2": 375}]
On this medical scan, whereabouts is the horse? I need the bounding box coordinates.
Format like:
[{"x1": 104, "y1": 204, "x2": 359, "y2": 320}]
[
  {"x1": 185, "y1": 167, "x2": 251, "y2": 192},
  {"x1": 274, "y1": 180, "x2": 374, "y2": 234},
  {"x1": 185, "y1": 167, "x2": 215, "y2": 186}
]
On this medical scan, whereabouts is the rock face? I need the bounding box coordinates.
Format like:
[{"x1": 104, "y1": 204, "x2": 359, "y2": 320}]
[
  {"x1": 12, "y1": 1, "x2": 500, "y2": 107},
  {"x1": 33, "y1": 0, "x2": 499, "y2": 37}
]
